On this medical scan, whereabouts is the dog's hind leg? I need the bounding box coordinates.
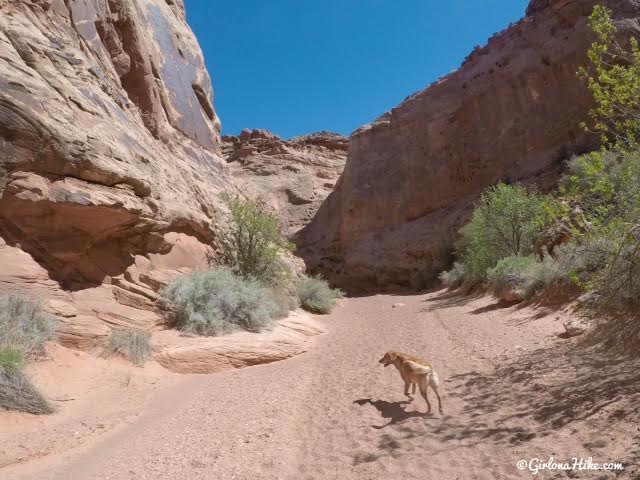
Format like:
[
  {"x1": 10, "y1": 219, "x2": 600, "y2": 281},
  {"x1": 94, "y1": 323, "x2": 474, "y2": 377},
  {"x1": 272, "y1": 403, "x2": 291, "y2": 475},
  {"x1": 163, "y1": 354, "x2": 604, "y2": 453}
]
[
  {"x1": 418, "y1": 377, "x2": 432, "y2": 414},
  {"x1": 411, "y1": 382, "x2": 417, "y2": 395},
  {"x1": 429, "y1": 372, "x2": 444, "y2": 414}
]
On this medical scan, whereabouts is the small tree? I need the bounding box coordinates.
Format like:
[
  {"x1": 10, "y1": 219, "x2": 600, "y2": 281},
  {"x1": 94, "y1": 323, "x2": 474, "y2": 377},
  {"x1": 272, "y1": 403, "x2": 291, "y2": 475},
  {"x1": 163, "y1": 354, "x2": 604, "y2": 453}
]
[
  {"x1": 457, "y1": 183, "x2": 555, "y2": 280},
  {"x1": 215, "y1": 193, "x2": 293, "y2": 285},
  {"x1": 579, "y1": 5, "x2": 640, "y2": 152}
]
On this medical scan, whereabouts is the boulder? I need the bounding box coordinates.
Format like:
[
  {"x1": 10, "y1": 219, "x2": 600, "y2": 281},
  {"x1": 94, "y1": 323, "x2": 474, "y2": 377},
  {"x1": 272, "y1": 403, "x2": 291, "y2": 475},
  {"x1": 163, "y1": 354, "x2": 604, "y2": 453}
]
[
  {"x1": 152, "y1": 311, "x2": 326, "y2": 374},
  {"x1": 562, "y1": 317, "x2": 591, "y2": 337}
]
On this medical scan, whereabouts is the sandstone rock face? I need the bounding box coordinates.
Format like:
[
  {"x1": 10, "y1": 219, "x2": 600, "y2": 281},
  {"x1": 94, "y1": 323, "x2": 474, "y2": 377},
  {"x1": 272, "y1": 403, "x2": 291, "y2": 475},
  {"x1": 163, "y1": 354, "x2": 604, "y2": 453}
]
[
  {"x1": 222, "y1": 129, "x2": 347, "y2": 237},
  {"x1": 298, "y1": 0, "x2": 640, "y2": 292},
  {"x1": 0, "y1": 0, "x2": 231, "y2": 350},
  {"x1": 0, "y1": 0, "x2": 228, "y2": 289},
  {"x1": 152, "y1": 310, "x2": 325, "y2": 374}
]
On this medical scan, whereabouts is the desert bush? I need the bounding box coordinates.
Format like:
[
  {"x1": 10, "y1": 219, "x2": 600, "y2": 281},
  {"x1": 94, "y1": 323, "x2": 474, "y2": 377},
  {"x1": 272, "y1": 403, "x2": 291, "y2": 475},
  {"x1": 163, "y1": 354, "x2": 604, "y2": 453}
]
[
  {"x1": 558, "y1": 149, "x2": 640, "y2": 309},
  {"x1": 0, "y1": 365, "x2": 52, "y2": 415},
  {"x1": 579, "y1": 5, "x2": 640, "y2": 152},
  {"x1": 296, "y1": 277, "x2": 343, "y2": 314},
  {"x1": 0, "y1": 347, "x2": 23, "y2": 370},
  {"x1": 105, "y1": 329, "x2": 152, "y2": 367},
  {"x1": 0, "y1": 295, "x2": 57, "y2": 358},
  {"x1": 456, "y1": 183, "x2": 557, "y2": 281},
  {"x1": 265, "y1": 288, "x2": 299, "y2": 319},
  {"x1": 215, "y1": 193, "x2": 294, "y2": 285},
  {"x1": 163, "y1": 268, "x2": 278, "y2": 336},
  {"x1": 438, "y1": 262, "x2": 466, "y2": 289},
  {"x1": 487, "y1": 256, "x2": 543, "y2": 301},
  {"x1": 561, "y1": 150, "x2": 640, "y2": 221},
  {"x1": 585, "y1": 222, "x2": 640, "y2": 310}
]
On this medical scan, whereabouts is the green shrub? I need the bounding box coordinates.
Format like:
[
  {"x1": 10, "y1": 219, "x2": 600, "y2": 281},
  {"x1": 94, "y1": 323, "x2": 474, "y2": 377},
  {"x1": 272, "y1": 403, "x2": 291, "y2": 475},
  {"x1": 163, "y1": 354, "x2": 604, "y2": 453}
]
[
  {"x1": 487, "y1": 254, "x2": 573, "y2": 302},
  {"x1": 0, "y1": 366, "x2": 52, "y2": 415},
  {"x1": 560, "y1": 151, "x2": 618, "y2": 219},
  {"x1": 438, "y1": 262, "x2": 466, "y2": 289},
  {"x1": 162, "y1": 268, "x2": 278, "y2": 336},
  {"x1": 558, "y1": 149, "x2": 640, "y2": 310},
  {"x1": 105, "y1": 329, "x2": 152, "y2": 367},
  {"x1": 0, "y1": 295, "x2": 57, "y2": 358},
  {"x1": 579, "y1": 5, "x2": 640, "y2": 152},
  {"x1": 296, "y1": 277, "x2": 342, "y2": 314},
  {"x1": 0, "y1": 347, "x2": 23, "y2": 370},
  {"x1": 265, "y1": 288, "x2": 299, "y2": 319},
  {"x1": 215, "y1": 193, "x2": 294, "y2": 285},
  {"x1": 585, "y1": 222, "x2": 640, "y2": 309},
  {"x1": 0, "y1": 296, "x2": 55, "y2": 415},
  {"x1": 487, "y1": 256, "x2": 541, "y2": 300},
  {"x1": 456, "y1": 183, "x2": 557, "y2": 281}
]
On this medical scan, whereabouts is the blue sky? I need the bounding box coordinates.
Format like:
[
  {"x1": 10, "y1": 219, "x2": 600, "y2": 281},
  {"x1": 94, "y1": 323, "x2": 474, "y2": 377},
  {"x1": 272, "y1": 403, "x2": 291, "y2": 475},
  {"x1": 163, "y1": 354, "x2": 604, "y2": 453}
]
[{"x1": 185, "y1": 1, "x2": 529, "y2": 138}]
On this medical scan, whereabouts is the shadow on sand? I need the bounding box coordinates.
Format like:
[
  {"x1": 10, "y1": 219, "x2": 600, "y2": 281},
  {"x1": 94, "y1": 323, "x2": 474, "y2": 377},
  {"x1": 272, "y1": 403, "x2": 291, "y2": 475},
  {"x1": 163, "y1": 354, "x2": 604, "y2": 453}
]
[
  {"x1": 352, "y1": 341, "x2": 640, "y2": 471},
  {"x1": 353, "y1": 398, "x2": 428, "y2": 429}
]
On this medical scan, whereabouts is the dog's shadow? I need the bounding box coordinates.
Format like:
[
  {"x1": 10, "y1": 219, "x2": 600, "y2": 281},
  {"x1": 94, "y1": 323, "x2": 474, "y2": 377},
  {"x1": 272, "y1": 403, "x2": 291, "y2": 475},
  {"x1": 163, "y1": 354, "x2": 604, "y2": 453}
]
[{"x1": 354, "y1": 398, "x2": 428, "y2": 429}]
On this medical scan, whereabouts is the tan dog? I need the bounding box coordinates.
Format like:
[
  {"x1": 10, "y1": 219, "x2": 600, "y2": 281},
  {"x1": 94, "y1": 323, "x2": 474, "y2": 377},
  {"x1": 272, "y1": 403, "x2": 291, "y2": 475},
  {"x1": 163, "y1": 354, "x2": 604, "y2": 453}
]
[{"x1": 379, "y1": 351, "x2": 443, "y2": 414}]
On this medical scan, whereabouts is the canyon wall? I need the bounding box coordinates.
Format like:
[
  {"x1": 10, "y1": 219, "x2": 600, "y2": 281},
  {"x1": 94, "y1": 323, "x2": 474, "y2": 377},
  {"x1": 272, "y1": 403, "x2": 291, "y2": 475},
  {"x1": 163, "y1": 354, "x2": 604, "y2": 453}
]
[
  {"x1": 0, "y1": 0, "x2": 229, "y2": 346},
  {"x1": 222, "y1": 129, "x2": 347, "y2": 237},
  {"x1": 297, "y1": 0, "x2": 640, "y2": 292}
]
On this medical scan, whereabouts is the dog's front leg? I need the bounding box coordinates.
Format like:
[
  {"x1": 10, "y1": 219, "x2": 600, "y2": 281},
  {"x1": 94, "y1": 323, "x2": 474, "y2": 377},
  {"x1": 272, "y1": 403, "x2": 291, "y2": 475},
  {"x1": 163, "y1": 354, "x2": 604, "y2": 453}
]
[{"x1": 403, "y1": 379, "x2": 412, "y2": 398}]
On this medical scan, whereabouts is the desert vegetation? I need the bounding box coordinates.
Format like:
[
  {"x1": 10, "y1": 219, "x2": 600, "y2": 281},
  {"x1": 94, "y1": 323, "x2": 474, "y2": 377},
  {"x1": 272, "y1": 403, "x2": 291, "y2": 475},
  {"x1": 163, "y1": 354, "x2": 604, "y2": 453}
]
[
  {"x1": 163, "y1": 194, "x2": 340, "y2": 337},
  {"x1": 441, "y1": 5, "x2": 640, "y2": 324},
  {"x1": 0, "y1": 295, "x2": 57, "y2": 414},
  {"x1": 296, "y1": 277, "x2": 343, "y2": 314},
  {"x1": 105, "y1": 329, "x2": 152, "y2": 367},
  {"x1": 163, "y1": 268, "x2": 285, "y2": 335},
  {"x1": 215, "y1": 192, "x2": 294, "y2": 285}
]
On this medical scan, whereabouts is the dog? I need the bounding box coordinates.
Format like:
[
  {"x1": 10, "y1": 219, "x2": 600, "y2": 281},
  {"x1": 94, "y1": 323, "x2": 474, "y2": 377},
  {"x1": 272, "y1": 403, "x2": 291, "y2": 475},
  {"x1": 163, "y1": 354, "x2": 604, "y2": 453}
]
[{"x1": 378, "y1": 351, "x2": 443, "y2": 414}]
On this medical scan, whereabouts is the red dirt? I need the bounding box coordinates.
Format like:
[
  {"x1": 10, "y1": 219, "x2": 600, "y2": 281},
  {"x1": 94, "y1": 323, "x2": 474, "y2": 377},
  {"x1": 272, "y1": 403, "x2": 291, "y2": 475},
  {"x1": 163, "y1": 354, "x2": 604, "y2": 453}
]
[{"x1": 2, "y1": 290, "x2": 639, "y2": 479}]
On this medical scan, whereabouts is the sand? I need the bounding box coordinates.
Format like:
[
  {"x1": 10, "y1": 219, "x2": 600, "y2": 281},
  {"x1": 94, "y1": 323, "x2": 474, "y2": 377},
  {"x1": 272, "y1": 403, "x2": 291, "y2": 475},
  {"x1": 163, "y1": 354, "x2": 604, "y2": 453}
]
[{"x1": 2, "y1": 290, "x2": 639, "y2": 479}]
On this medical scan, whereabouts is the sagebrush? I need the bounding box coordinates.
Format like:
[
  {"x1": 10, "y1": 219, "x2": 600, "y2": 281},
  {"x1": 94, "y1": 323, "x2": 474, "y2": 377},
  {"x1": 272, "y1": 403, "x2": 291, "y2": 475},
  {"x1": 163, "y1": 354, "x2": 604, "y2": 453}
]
[
  {"x1": 296, "y1": 277, "x2": 342, "y2": 314},
  {"x1": 438, "y1": 262, "x2": 466, "y2": 289},
  {"x1": 105, "y1": 329, "x2": 152, "y2": 366},
  {"x1": 0, "y1": 295, "x2": 56, "y2": 414},
  {"x1": 162, "y1": 268, "x2": 279, "y2": 336},
  {"x1": 0, "y1": 295, "x2": 57, "y2": 358},
  {"x1": 0, "y1": 366, "x2": 52, "y2": 415}
]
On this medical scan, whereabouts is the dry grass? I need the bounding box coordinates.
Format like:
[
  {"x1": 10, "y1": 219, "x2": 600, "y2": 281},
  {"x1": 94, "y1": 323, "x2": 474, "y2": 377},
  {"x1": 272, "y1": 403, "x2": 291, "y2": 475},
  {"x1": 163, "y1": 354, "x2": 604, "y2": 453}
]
[
  {"x1": 0, "y1": 294, "x2": 57, "y2": 358},
  {"x1": 296, "y1": 277, "x2": 343, "y2": 314},
  {"x1": 105, "y1": 329, "x2": 152, "y2": 367},
  {"x1": 0, "y1": 366, "x2": 52, "y2": 415}
]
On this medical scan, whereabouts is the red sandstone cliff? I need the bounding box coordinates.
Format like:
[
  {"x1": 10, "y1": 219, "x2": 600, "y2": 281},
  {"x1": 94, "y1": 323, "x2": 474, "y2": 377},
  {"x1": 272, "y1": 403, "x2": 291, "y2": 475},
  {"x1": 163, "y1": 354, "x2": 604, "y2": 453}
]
[
  {"x1": 0, "y1": 0, "x2": 229, "y2": 346},
  {"x1": 297, "y1": 0, "x2": 640, "y2": 291}
]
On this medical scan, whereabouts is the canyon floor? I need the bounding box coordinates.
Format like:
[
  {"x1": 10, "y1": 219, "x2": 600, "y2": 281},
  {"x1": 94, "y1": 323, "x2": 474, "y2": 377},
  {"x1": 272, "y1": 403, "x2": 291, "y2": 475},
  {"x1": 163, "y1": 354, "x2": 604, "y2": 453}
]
[{"x1": 2, "y1": 290, "x2": 639, "y2": 480}]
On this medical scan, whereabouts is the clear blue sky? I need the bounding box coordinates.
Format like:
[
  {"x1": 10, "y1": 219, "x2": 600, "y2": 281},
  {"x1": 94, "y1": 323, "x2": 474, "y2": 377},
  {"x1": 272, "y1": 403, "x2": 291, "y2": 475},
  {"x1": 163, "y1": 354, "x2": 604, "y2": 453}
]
[{"x1": 185, "y1": 1, "x2": 529, "y2": 138}]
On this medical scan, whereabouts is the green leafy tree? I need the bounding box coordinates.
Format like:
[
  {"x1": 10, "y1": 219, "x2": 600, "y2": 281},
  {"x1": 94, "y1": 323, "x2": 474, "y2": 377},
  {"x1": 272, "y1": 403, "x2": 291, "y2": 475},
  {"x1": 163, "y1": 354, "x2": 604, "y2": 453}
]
[
  {"x1": 215, "y1": 193, "x2": 294, "y2": 284},
  {"x1": 457, "y1": 183, "x2": 556, "y2": 280},
  {"x1": 579, "y1": 5, "x2": 640, "y2": 151}
]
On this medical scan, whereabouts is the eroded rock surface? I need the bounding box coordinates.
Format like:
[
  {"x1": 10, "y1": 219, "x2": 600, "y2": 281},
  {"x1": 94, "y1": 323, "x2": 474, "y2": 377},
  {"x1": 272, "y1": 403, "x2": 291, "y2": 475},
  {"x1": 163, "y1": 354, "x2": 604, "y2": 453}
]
[
  {"x1": 152, "y1": 310, "x2": 326, "y2": 374},
  {"x1": 222, "y1": 129, "x2": 347, "y2": 237},
  {"x1": 0, "y1": 0, "x2": 228, "y2": 289},
  {"x1": 0, "y1": 0, "x2": 231, "y2": 350},
  {"x1": 298, "y1": 0, "x2": 640, "y2": 291}
]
